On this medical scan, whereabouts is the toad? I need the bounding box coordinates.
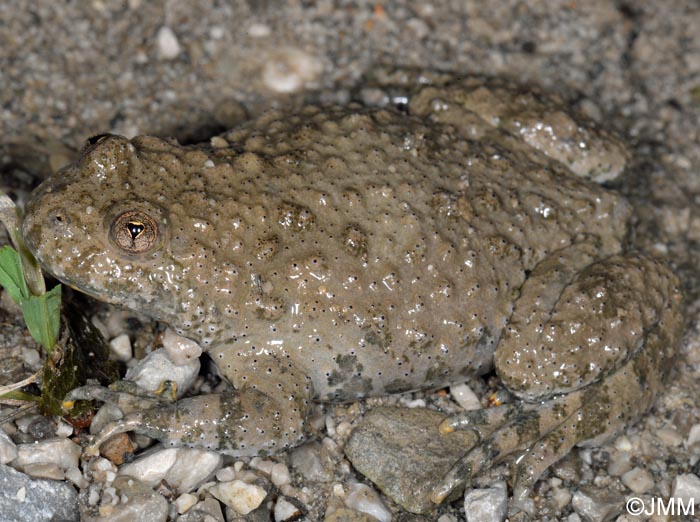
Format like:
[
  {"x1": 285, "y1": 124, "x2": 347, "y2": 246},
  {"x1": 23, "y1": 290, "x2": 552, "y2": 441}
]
[{"x1": 22, "y1": 75, "x2": 684, "y2": 503}]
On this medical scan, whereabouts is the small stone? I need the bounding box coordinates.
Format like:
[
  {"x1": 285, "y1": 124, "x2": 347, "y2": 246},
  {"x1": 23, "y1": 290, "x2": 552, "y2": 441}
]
[
  {"x1": 165, "y1": 448, "x2": 222, "y2": 493},
  {"x1": 262, "y1": 48, "x2": 322, "y2": 93},
  {"x1": 344, "y1": 483, "x2": 392, "y2": 522},
  {"x1": 345, "y1": 407, "x2": 475, "y2": 514},
  {"x1": 156, "y1": 26, "x2": 181, "y2": 60},
  {"x1": 248, "y1": 23, "x2": 271, "y2": 37},
  {"x1": 208, "y1": 479, "x2": 267, "y2": 515},
  {"x1": 621, "y1": 467, "x2": 654, "y2": 494},
  {"x1": 290, "y1": 441, "x2": 333, "y2": 482},
  {"x1": 571, "y1": 486, "x2": 624, "y2": 522},
  {"x1": 117, "y1": 447, "x2": 179, "y2": 487},
  {"x1": 82, "y1": 476, "x2": 168, "y2": 522},
  {"x1": 607, "y1": 450, "x2": 633, "y2": 477},
  {"x1": 551, "y1": 487, "x2": 573, "y2": 510},
  {"x1": 274, "y1": 497, "x2": 302, "y2": 521},
  {"x1": 270, "y1": 462, "x2": 291, "y2": 487},
  {"x1": 56, "y1": 419, "x2": 74, "y2": 438},
  {"x1": 125, "y1": 348, "x2": 199, "y2": 398},
  {"x1": 672, "y1": 473, "x2": 700, "y2": 505},
  {"x1": 324, "y1": 506, "x2": 381, "y2": 522},
  {"x1": 0, "y1": 428, "x2": 18, "y2": 464},
  {"x1": 614, "y1": 435, "x2": 633, "y2": 452},
  {"x1": 65, "y1": 466, "x2": 89, "y2": 489},
  {"x1": 450, "y1": 383, "x2": 481, "y2": 410},
  {"x1": 109, "y1": 333, "x2": 133, "y2": 362},
  {"x1": 0, "y1": 464, "x2": 78, "y2": 521},
  {"x1": 13, "y1": 437, "x2": 81, "y2": 471},
  {"x1": 656, "y1": 427, "x2": 683, "y2": 447},
  {"x1": 22, "y1": 462, "x2": 65, "y2": 480},
  {"x1": 463, "y1": 481, "x2": 508, "y2": 522},
  {"x1": 177, "y1": 496, "x2": 225, "y2": 522},
  {"x1": 162, "y1": 328, "x2": 203, "y2": 365},
  {"x1": 175, "y1": 492, "x2": 198, "y2": 514},
  {"x1": 99, "y1": 432, "x2": 134, "y2": 466},
  {"x1": 686, "y1": 424, "x2": 700, "y2": 449},
  {"x1": 438, "y1": 515, "x2": 458, "y2": 522}
]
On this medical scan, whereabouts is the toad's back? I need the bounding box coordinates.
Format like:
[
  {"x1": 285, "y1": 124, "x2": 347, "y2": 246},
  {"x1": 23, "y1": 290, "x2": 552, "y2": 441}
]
[{"x1": 23, "y1": 104, "x2": 630, "y2": 401}]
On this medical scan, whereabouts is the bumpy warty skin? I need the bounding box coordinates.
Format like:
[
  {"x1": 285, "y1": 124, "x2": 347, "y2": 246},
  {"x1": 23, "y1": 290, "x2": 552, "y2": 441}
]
[
  {"x1": 23, "y1": 104, "x2": 634, "y2": 401},
  {"x1": 21, "y1": 78, "x2": 683, "y2": 483}
]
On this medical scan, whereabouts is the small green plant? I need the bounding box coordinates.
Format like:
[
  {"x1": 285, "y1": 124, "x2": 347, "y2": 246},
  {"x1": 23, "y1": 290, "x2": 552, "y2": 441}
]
[{"x1": 0, "y1": 195, "x2": 61, "y2": 353}]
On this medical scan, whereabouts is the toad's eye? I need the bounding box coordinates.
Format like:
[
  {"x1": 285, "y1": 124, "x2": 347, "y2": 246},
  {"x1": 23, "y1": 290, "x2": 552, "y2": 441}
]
[{"x1": 110, "y1": 210, "x2": 159, "y2": 254}]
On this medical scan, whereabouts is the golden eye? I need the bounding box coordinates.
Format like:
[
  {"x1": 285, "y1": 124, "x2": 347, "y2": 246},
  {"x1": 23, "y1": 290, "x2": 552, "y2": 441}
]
[{"x1": 110, "y1": 210, "x2": 159, "y2": 253}]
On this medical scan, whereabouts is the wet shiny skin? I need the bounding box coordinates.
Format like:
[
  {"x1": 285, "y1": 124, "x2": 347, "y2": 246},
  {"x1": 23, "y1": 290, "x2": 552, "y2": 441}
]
[{"x1": 22, "y1": 76, "x2": 683, "y2": 502}]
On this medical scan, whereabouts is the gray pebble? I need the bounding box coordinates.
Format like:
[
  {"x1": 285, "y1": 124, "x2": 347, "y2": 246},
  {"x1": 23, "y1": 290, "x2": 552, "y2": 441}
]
[
  {"x1": 463, "y1": 481, "x2": 508, "y2": 522},
  {"x1": 0, "y1": 464, "x2": 78, "y2": 522}
]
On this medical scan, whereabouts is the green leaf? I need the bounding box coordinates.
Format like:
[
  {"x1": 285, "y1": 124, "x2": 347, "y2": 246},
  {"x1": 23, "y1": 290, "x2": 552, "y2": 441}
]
[
  {"x1": 20, "y1": 285, "x2": 61, "y2": 352},
  {"x1": 0, "y1": 246, "x2": 30, "y2": 304},
  {"x1": 0, "y1": 390, "x2": 40, "y2": 402}
]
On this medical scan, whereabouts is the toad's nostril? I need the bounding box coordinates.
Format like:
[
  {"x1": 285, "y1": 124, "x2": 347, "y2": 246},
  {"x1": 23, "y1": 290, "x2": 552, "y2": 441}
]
[{"x1": 49, "y1": 211, "x2": 70, "y2": 228}]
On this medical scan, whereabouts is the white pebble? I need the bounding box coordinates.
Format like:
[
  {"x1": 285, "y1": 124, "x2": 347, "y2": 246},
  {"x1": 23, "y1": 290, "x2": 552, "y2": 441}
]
[
  {"x1": 117, "y1": 447, "x2": 179, "y2": 487},
  {"x1": 336, "y1": 421, "x2": 352, "y2": 438},
  {"x1": 404, "y1": 398, "x2": 426, "y2": 408},
  {"x1": 162, "y1": 328, "x2": 203, "y2": 365},
  {"x1": 20, "y1": 346, "x2": 41, "y2": 368},
  {"x1": 438, "y1": 515, "x2": 458, "y2": 522},
  {"x1": 0, "y1": 428, "x2": 18, "y2": 464},
  {"x1": 109, "y1": 333, "x2": 132, "y2": 362},
  {"x1": 344, "y1": 483, "x2": 392, "y2": 522},
  {"x1": 209, "y1": 479, "x2": 267, "y2": 515},
  {"x1": 88, "y1": 486, "x2": 101, "y2": 506},
  {"x1": 614, "y1": 434, "x2": 633, "y2": 452},
  {"x1": 274, "y1": 497, "x2": 301, "y2": 521},
  {"x1": 156, "y1": 26, "x2": 181, "y2": 60},
  {"x1": 450, "y1": 383, "x2": 481, "y2": 410},
  {"x1": 125, "y1": 348, "x2": 199, "y2": 398},
  {"x1": 621, "y1": 467, "x2": 654, "y2": 494},
  {"x1": 271, "y1": 463, "x2": 291, "y2": 487},
  {"x1": 687, "y1": 424, "x2": 700, "y2": 449},
  {"x1": 13, "y1": 438, "x2": 81, "y2": 470},
  {"x1": 55, "y1": 419, "x2": 74, "y2": 438},
  {"x1": 607, "y1": 450, "x2": 633, "y2": 477},
  {"x1": 673, "y1": 473, "x2": 700, "y2": 505},
  {"x1": 16, "y1": 486, "x2": 26, "y2": 502},
  {"x1": 551, "y1": 487, "x2": 572, "y2": 510},
  {"x1": 248, "y1": 23, "x2": 271, "y2": 37},
  {"x1": 215, "y1": 466, "x2": 236, "y2": 482},
  {"x1": 464, "y1": 481, "x2": 508, "y2": 522},
  {"x1": 250, "y1": 457, "x2": 275, "y2": 475},
  {"x1": 175, "y1": 492, "x2": 198, "y2": 514},
  {"x1": 22, "y1": 462, "x2": 65, "y2": 480},
  {"x1": 165, "y1": 448, "x2": 222, "y2": 493},
  {"x1": 657, "y1": 427, "x2": 683, "y2": 447},
  {"x1": 65, "y1": 466, "x2": 89, "y2": 489},
  {"x1": 262, "y1": 48, "x2": 322, "y2": 93}
]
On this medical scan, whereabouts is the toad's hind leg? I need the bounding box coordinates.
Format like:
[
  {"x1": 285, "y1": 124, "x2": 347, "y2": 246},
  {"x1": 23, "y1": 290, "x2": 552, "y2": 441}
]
[{"x1": 432, "y1": 248, "x2": 683, "y2": 504}]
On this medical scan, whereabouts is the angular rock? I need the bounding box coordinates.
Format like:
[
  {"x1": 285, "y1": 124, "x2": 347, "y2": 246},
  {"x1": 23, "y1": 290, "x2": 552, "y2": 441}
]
[
  {"x1": 463, "y1": 481, "x2": 508, "y2": 522},
  {"x1": 0, "y1": 464, "x2": 78, "y2": 522},
  {"x1": 345, "y1": 406, "x2": 476, "y2": 514},
  {"x1": 81, "y1": 476, "x2": 168, "y2": 522}
]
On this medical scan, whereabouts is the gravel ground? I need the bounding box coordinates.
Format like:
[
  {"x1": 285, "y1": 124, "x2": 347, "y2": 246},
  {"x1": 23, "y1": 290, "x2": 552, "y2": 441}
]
[{"x1": 1, "y1": 1, "x2": 700, "y2": 521}]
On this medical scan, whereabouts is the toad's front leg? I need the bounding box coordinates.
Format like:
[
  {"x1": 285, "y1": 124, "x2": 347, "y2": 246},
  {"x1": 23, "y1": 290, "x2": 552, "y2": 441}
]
[
  {"x1": 433, "y1": 246, "x2": 683, "y2": 504},
  {"x1": 90, "y1": 353, "x2": 313, "y2": 457}
]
